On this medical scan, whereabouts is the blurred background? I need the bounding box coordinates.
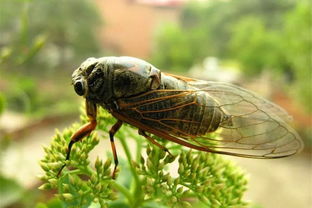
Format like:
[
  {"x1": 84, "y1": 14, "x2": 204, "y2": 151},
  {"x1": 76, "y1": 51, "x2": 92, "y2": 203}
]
[{"x1": 0, "y1": 0, "x2": 311, "y2": 207}]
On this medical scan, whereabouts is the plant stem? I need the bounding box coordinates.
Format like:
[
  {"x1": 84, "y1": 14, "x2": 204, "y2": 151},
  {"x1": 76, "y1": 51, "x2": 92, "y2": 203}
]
[
  {"x1": 118, "y1": 134, "x2": 143, "y2": 208},
  {"x1": 135, "y1": 137, "x2": 142, "y2": 164},
  {"x1": 118, "y1": 135, "x2": 140, "y2": 184}
]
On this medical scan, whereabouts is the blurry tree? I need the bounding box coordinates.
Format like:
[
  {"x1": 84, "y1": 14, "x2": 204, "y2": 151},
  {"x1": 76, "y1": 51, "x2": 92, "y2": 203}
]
[
  {"x1": 0, "y1": 0, "x2": 103, "y2": 116},
  {"x1": 230, "y1": 1, "x2": 312, "y2": 112},
  {"x1": 152, "y1": 0, "x2": 311, "y2": 112},
  {"x1": 152, "y1": 0, "x2": 294, "y2": 72},
  {"x1": 229, "y1": 17, "x2": 287, "y2": 76},
  {"x1": 283, "y1": 1, "x2": 312, "y2": 112},
  {"x1": 0, "y1": 0, "x2": 102, "y2": 74},
  {"x1": 152, "y1": 23, "x2": 208, "y2": 72}
]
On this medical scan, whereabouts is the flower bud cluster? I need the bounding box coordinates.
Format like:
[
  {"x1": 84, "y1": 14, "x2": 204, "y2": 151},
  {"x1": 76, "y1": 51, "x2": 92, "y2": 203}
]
[
  {"x1": 135, "y1": 145, "x2": 248, "y2": 207},
  {"x1": 40, "y1": 104, "x2": 249, "y2": 207}
]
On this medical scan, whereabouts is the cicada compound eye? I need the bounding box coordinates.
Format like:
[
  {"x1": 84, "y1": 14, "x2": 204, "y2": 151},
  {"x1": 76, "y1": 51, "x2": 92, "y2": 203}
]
[{"x1": 74, "y1": 80, "x2": 85, "y2": 96}]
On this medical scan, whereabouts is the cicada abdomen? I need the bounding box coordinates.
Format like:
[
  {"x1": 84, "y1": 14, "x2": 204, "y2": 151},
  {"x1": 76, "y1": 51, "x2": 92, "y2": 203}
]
[{"x1": 116, "y1": 88, "x2": 231, "y2": 138}]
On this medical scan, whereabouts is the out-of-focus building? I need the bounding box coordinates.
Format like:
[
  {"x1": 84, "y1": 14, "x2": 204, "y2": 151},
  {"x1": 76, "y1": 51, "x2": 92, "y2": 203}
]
[{"x1": 96, "y1": 0, "x2": 185, "y2": 59}]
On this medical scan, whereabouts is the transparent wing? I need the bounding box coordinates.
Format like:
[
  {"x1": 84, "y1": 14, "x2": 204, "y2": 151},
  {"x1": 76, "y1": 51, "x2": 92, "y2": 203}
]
[
  {"x1": 116, "y1": 80, "x2": 303, "y2": 158},
  {"x1": 190, "y1": 80, "x2": 293, "y2": 122},
  {"x1": 188, "y1": 81, "x2": 303, "y2": 158}
]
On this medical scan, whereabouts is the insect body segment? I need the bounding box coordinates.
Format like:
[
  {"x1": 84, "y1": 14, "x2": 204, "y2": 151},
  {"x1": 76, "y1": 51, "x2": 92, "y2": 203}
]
[
  {"x1": 59, "y1": 56, "x2": 303, "y2": 178},
  {"x1": 116, "y1": 89, "x2": 226, "y2": 137}
]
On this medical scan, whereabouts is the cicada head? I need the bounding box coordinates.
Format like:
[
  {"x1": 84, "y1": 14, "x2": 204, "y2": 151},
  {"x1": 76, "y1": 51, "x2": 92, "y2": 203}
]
[{"x1": 72, "y1": 57, "x2": 98, "y2": 98}]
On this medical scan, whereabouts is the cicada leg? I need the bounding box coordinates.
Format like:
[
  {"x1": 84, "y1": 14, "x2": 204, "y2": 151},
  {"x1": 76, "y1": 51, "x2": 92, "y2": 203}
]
[
  {"x1": 138, "y1": 130, "x2": 173, "y2": 157},
  {"x1": 109, "y1": 120, "x2": 123, "y2": 179},
  {"x1": 57, "y1": 100, "x2": 97, "y2": 177}
]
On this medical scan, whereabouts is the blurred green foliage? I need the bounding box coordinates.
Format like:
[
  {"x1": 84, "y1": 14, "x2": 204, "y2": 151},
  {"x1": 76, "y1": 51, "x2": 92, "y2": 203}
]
[
  {"x1": 40, "y1": 107, "x2": 248, "y2": 208},
  {"x1": 152, "y1": 0, "x2": 294, "y2": 72},
  {"x1": 152, "y1": 0, "x2": 312, "y2": 112},
  {"x1": 0, "y1": 92, "x2": 5, "y2": 115},
  {"x1": 0, "y1": 0, "x2": 103, "y2": 116},
  {"x1": 0, "y1": 175, "x2": 25, "y2": 208},
  {"x1": 283, "y1": 2, "x2": 312, "y2": 113},
  {"x1": 0, "y1": 0, "x2": 102, "y2": 71},
  {"x1": 0, "y1": 174, "x2": 44, "y2": 208},
  {"x1": 2, "y1": 74, "x2": 80, "y2": 117},
  {"x1": 35, "y1": 198, "x2": 64, "y2": 208}
]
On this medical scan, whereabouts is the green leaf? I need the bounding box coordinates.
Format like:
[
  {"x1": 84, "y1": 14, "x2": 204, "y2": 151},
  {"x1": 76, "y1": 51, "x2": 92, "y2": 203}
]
[{"x1": 0, "y1": 175, "x2": 25, "y2": 207}]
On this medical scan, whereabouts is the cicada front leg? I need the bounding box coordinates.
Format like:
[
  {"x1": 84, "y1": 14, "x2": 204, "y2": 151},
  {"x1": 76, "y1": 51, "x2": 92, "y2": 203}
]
[{"x1": 57, "y1": 100, "x2": 97, "y2": 177}]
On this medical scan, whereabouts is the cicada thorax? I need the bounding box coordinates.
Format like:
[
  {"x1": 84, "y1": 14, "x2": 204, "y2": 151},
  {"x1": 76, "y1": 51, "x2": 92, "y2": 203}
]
[{"x1": 116, "y1": 74, "x2": 229, "y2": 137}]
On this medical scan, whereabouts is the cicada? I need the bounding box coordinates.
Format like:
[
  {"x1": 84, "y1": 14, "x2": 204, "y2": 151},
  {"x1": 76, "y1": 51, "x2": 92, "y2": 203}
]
[{"x1": 58, "y1": 56, "x2": 303, "y2": 178}]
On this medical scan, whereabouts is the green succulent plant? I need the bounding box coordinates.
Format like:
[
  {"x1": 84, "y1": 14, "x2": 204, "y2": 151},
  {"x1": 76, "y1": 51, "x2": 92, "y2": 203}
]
[{"x1": 40, "y1": 105, "x2": 248, "y2": 208}]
